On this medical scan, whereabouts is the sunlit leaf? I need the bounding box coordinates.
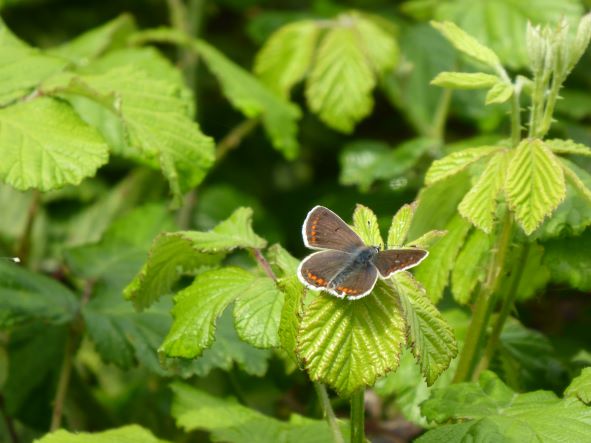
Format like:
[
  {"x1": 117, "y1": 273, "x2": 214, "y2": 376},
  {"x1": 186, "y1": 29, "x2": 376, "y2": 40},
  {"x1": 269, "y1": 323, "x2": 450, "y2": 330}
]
[
  {"x1": 425, "y1": 146, "x2": 500, "y2": 186},
  {"x1": 352, "y1": 204, "x2": 383, "y2": 247},
  {"x1": 34, "y1": 425, "x2": 170, "y2": 443},
  {"x1": 485, "y1": 81, "x2": 513, "y2": 105},
  {"x1": 431, "y1": 72, "x2": 499, "y2": 89},
  {"x1": 388, "y1": 203, "x2": 415, "y2": 248},
  {"x1": 451, "y1": 229, "x2": 490, "y2": 304},
  {"x1": 565, "y1": 367, "x2": 591, "y2": 405},
  {"x1": 546, "y1": 139, "x2": 591, "y2": 157}
]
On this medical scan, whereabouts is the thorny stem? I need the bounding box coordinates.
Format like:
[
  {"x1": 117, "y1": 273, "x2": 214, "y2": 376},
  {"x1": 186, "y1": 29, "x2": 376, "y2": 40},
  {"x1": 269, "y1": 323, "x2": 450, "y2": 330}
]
[
  {"x1": 251, "y1": 248, "x2": 277, "y2": 282},
  {"x1": 314, "y1": 383, "x2": 345, "y2": 443},
  {"x1": 350, "y1": 389, "x2": 365, "y2": 443}
]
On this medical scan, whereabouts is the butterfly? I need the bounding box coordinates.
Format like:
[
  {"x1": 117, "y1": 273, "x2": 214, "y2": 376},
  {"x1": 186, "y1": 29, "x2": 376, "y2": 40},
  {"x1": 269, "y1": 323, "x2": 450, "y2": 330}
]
[{"x1": 297, "y1": 206, "x2": 428, "y2": 300}]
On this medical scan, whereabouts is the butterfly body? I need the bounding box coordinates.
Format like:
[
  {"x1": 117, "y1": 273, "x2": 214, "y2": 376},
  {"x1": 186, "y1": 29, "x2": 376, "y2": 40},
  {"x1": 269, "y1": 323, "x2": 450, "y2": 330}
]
[{"x1": 298, "y1": 206, "x2": 428, "y2": 300}]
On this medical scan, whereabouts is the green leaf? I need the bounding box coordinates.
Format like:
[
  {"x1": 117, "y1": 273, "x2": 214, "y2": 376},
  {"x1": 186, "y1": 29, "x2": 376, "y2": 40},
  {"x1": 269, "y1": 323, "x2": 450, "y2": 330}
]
[
  {"x1": 254, "y1": 20, "x2": 319, "y2": 97},
  {"x1": 458, "y1": 150, "x2": 508, "y2": 233},
  {"x1": 305, "y1": 26, "x2": 373, "y2": 133},
  {"x1": 48, "y1": 14, "x2": 136, "y2": 64},
  {"x1": 388, "y1": 203, "x2": 415, "y2": 248},
  {"x1": 0, "y1": 97, "x2": 109, "y2": 191},
  {"x1": 414, "y1": 214, "x2": 472, "y2": 303},
  {"x1": 124, "y1": 207, "x2": 262, "y2": 310},
  {"x1": 434, "y1": 0, "x2": 583, "y2": 68},
  {"x1": 267, "y1": 244, "x2": 299, "y2": 277},
  {"x1": 74, "y1": 66, "x2": 214, "y2": 202},
  {"x1": 418, "y1": 371, "x2": 591, "y2": 443},
  {"x1": 195, "y1": 39, "x2": 300, "y2": 159},
  {"x1": 0, "y1": 261, "x2": 79, "y2": 328},
  {"x1": 354, "y1": 13, "x2": 400, "y2": 74},
  {"x1": 233, "y1": 277, "x2": 283, "y2": 348},
  {"x1": 544, "y1": 230, "x2": 591, "y2": 291},
  {"x1": 0, "y1": 22, "x2": 67, "y2": 105},
  {"x1": 352, "y1": 204, "x2": 383, "y2": 247},
  {"x1": 430, "y1": 21, "x2": 501, "y2": 68},
  {"x1": 297, "y1": 282, "x2": 406, "y2": 397},
  {"x1": 425, "y1": 146, "x2": 500, "y2": 186},
  {"x1": 393, "y1": 272, "x2": 457, "y2": 385},
  {"x1": 562, "y1": 160, "x2": 591, "y2": 205},
  {"x1": 505, "y1": 139, "x2": 566, "y2": 235},
  {"x1": 34, "y1": 425, "x2": 170, "y2": 443},
  {"x1": 407, "y1": 230, "x2": 447, "y2": 249},
  {"x1": 188, "y1": 310, "x2": 271, "y2": 377},
  {"x1": 485, "y1": 81, "x2": 513, "y2": 105},
  {"x1": 566, "y1": 367, "x2": 591, "y2": 405},
  {"x1": 451, "y1": 229, "x2": 490, "y2": 304},
  {"x1": 431, "y1": 72, "x2": 499, "y2": 89},
  {"x1": 511, "y1": 242, "x2": 550, "y2": 301},
  {"x1": 339, "y1": 138, "x2": 436, "y2": 191},
  {"x1": 171, "y1": 382, "x2": 348, "y2": 443},
  {"x1": 278, "y1": 275, "x2": 304, "y2": 362}
]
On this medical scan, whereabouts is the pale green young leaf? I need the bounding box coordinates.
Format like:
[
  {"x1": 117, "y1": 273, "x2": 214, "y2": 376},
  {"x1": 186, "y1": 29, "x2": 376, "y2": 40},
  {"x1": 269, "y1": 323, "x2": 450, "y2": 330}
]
[
  {"x1": 34, "y1": 425, "x2": 170, "y2": 443},
  {"x1": 352, "y1": 204, "x2": 383, "y2": 247},
  {"x1": 297, "y1": 283, "x2": 406, "y2": 397},
  {"x1": 505, "y1": 139, "x2": 566, "y2": 235},
  {"x1": 546, "y1": 139, "x2": 591, "y2": 157},
  {"x1": 485, "y1": 81, "x2": 513, "y2": 105},
  {"x1": 393, "y1": 272, "x2": 457, "y2": 385},
  {"x1": 77, "y1": 67, "x2": 214, "y2": 202},
  {"x1": 544, "y1": 231, "x2": 591, "y2": 291},
  {"x1": 0, "y1": 262, "x2": 78, "y2": 328},
  {"x1": 569, "y1": 12, "x2": 591, "y2": 71},
  {"x1": 458, "y1": 151, "x2": 508, "y2": 233},
  {"x1": 0, "y1": 97, "x2": 108, "y2": 191},
  {"x1": 49, "y1": 14, "x2": 136, "y2": 64},
  {"x1": 267, "y1": 243, "x2": 299, "y2": 277},
  {"x1": 254, "y1": 20, "x2": 318, "y2": 97},
  {"x1": 565, "y1": 367, "x2": 591, "y2": 405},
  {"x1": 354, "y1": 13, "x2": 400, "y2": 74},
  {"x1": 431, "y1": 72, "x2": 499, "y2": 89},
  {"x1": 171, "y1": 382, "x2": 348, "y2": 443},
  {"x1": 195, "y1": 40, "x2": 300, "y2": 159},
  {"x1": 407, "y1": 230, "x2": 447, "y2": 249},
  {"x1": 430, "y1": 21, "x2": 501, "y2": 68},
  {"x1": 425, "y1": 146, "x2": 501, "y2": 186},
  {"x1": 562, "y1": 162, "x2": 591, "y2": 205},
  {"x1": 414, "y1": 214, "x2": 472, "y2": 303},
  {"x1": 233, "y1": 278, "x2": 283, "y2": 348},
  {"x1": 305, "y1": 26, "x2": 375, "y2": 133},
  {"x1": 278, "y1": 275, "x2": 304, "y2": 361},
  {"x1": 418, "y1": 371, "x2": 591, "y2": 443},
  {"x1": 388, "y1": 203, "x2": 415, "y2": 248},
  {"x1": 434, "y1": 0, "x2": 583, "y2": 69},
  {"x1": 160, "y1": 267, "x2": 253, "y2": 358},
  {"x1": 451, "y1": 229, "x2": 490, "y2": 304}
]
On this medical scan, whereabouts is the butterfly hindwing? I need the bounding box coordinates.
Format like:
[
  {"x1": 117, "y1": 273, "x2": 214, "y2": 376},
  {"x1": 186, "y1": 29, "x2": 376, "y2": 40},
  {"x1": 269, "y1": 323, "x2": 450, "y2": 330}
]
[
  {"x1": 297, "y1": 250, "x2": 351, "y2": 291},
  {"x1": 328, "y1": 262, "x2": 378, "y2": 299},
  {"x1": 302, "y1": 206, "x2": 364, "y2": 252},
  {"x1": 372, "y1": 248, "x2": 428, "y2": 278}
]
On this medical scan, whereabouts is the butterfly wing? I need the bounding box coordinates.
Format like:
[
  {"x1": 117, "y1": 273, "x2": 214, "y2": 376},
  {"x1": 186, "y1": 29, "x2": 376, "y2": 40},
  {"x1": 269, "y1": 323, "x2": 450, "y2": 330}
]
[
  {"x1": 329, "y1": 263, "x2": 378, "y2": 299},
  {"x1": 298, "y1": 250, "x2": 351, "y2": 292},
  {"x1": 373, "y1": 248, "x2": 428, "y2": 278},
  {"x1": 302, "y1": 206, "x2": 365, "y2": 251}
]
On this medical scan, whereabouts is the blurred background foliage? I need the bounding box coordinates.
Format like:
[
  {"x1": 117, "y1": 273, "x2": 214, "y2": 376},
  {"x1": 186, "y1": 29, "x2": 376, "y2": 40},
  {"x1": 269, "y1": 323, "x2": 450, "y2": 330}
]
[{"x1": 0, "y1": 0, "x2": 590, "y2": 442}]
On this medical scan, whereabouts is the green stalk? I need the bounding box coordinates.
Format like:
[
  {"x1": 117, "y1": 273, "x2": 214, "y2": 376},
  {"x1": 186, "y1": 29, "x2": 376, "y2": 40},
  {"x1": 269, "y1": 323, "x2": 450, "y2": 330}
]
[
  {"x1": 314, "y1": 383, "x2": 345, "y2": 443},
  {"x1": 350, "y1": 389, "x2": 365, "y2": 443}
]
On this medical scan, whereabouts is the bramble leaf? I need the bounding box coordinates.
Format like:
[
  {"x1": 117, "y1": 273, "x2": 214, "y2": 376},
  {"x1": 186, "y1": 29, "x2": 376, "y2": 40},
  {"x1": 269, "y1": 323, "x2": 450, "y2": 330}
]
[
  {"x1": 458, "y1": 150, "x2": 507, "y2": 233},
  {"x1": 297, "y1": 283, "x2": 406, "y2": 397},
  {"x1": 485, "y1": 81, "x2": 513, "y2": 105},
  {"x1": 393, "y1": 272, "x2": 457, "y2": 385},
  {"x1": 195, "y1": 40, "x2": 300, "y2": 159},
  {"x1": 268, "y1": 244, "x2": 299, "y2": 277},
  {"x1": 407, "y1": 230, "x2": 447, "y2": 250},
  {"x1": 565, "y1": 367, "x2": 591, "y2": 405},
  {"x1": 352, "y1": 204, "x2": 383, "y2": 247},
  {"x1": 430, "y1": 21, "x2": 501, "y2": 68},
  {"x1": 278, "y1": 275, "x2": 304, "y2": 361},
  {"x1": 451, "y1": 229, "x2": 490, "y2": 304},
  {"x1": 414, "y1": 214, "x2": 472, "y2": 303},
  {"x1": 254, "y1": 20, "x2": 318, "y2": 98},
  {"x1": 171, "y1": 382, "x2": 348, "y2": 443},
  {"x1": 34, "y1": 425, "x2": 170, "y2": 443},
  {"x1": 388, "y1": 203, "x2": 415, "y2": 248},
  {"x1": 431, "y1": 72, "x2": 499, "y2": 89},
  {"x1": 0, "y1": 97, "x2": 108, "y2": 191},
  {"x1": 505, "y1": 139, "x2": 566, "y2": 235},
  {"x1": 546, "y1": 139, "x2": 591, "y2": 157},
  {"x1": 425, "y1": 146, "x2": 500, "y2": 186}
]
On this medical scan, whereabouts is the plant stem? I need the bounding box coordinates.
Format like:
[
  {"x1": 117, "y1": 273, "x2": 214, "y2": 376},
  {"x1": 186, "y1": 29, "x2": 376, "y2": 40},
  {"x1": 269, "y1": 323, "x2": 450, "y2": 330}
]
[
  {"x1": 350, "y1": 389, "x2": 365, "y2": 443},
  {"x1": 431, "y1": 87, "x2": 452, "y2": 141},
  {"x1": 537, "y1": 73, "x2": 563, "y2": 138},
  {"x1": 16, "y1": 190, "x2": 40, "y2": 265},
  {"x1": 0, "y1": 394, "x2": 19, "y2": 443},
  {"x1": 251, "y1": 248, "x2": 277, "y2": 282},
  {"x1": 475, "y1": 242, "x2": 530, "y2": 375},
  {"x1": 50, "y1": 332, "x2": 75, "y2": 431},
  {"x1": 216, "y1": 118, "x2": 261, "y2": 160},
  {"x1": 314, "y1": 383, "x2": 345, "y2": 443}
]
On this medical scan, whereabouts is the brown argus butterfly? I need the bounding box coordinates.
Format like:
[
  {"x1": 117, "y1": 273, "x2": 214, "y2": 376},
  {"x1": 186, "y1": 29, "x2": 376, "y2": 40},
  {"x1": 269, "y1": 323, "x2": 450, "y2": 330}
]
[{"x1": 297, "y1": 206, "x2": 428, "y2": 300}]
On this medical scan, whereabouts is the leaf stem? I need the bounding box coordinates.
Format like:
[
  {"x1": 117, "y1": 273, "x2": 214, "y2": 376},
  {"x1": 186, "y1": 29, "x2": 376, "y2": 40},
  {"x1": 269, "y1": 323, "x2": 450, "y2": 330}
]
[
  {"x1": 0, "y1": 394, "x2": 19, "y2": 443},
  {"x1": 350, "y1": 389, "x2": 365, "y2": 443},
  {"x1": 50, "y1": 332, "x2": 75, "y2": 431},
  {"x1": 314, "y1": 383, "x2": 345, "y2": 443},
  {"x1": 216, "y1": 118, "x2": 261, "y2": 160},
  {"x1": 16, "y1": 190, "x2": 40, "y2": 265},
  {"x1": 431, "y1": 87, "x2": 452, "y2": 141},
  {"x1": 251, "y1": 248, "x2": 277, "y2": 282}
]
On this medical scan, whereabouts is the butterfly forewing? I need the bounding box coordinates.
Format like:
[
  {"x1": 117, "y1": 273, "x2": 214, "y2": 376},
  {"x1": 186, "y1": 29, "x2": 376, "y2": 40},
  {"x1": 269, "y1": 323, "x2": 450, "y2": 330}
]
[
  {"x1": 298, "y1": 250, "x2": 351, "y2": 291},
  {"x1": 373, "y1": 249, "x2": 428, "y2": 278},
  {"x1": 303, "y1": 206, "x2": 364, "y2": 252},
  {"x1": 329, "y1": 263, "x2": 378, "y2": 299}
]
